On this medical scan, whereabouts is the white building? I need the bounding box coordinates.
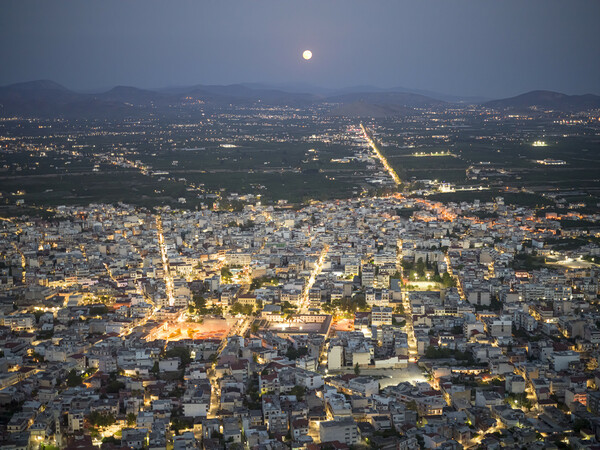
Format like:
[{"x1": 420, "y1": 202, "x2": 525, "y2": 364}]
[
  {"x1": 319, "y1": 418, "x2": 359, "y2": 445},
  {"x1": 371, "y1": 306, "x2": 393, "y2": 327},
  {"x1": 489, "y1": 318, "x2": 512, "y2": 338},
  {"x1": 550, "y1": 351, "x2": 580, "y2": 372},
  {"x1": 328, "y1": 345, "x2": 344, "y2": 370}
]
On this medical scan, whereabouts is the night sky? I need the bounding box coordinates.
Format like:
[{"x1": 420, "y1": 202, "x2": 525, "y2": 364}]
[{"x1": 1, "y1": 0, "x2": 599, "y2": 97}]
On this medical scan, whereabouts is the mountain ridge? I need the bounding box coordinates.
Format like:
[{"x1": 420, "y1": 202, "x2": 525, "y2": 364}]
[
  {"x1": 1, "y1": 81, "x2": 598, "y2": 118},
  {"x1": 484, "y1": 90, "x2": 600, "y2": 111}
]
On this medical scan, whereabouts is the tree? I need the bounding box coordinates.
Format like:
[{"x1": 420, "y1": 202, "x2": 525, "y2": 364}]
[
  {"x1": 89, "y1": 305, "x2": 109, "y2": 316},
  {"x1": 289, "y1": 385, "x2": 307, "y2": 401},
  {"x1": 240, "y1": 219, "x2": 255, "y2": 231},
  {"x1": 250, "y1": 276, "x2": 279, "y2": 290},
  {"x1": 88, "y1": 411, "x2": 116, "y2": 428},
  {"x1": 66, "y1": 369, "x2": 83, "y2": 387},
  {"x1": 165, "y1": 346, "x2": 192, "y2": 367},
  {"x1": 33, "y1": 310, "x2": 45, "y2": 323},
  {"x1": 424, "y1": 346, "x2": 474, "y2": 363},
  {"x1": 416, "y1": 258, "x2": 426, "y2": 278},
  {"x1": 102, "y1": 437, "x2": 120, "y2": 445},
  {"x1": 31, "y1": 351, "x2": 45, "y2": 363},
  {"x1": 230, "y1": 302, "x2": 244, "y2": 315},
  {"x1": 127, "y1": 413, "x2": 136, "y2": 426},
  {"x1": 250, "y1": 278, "x2": 261, "y2": 290},
  {"x1": 280, "y1": 301, "x2": 296, "y2": 314},
  {"x1": 394, "y1": 304, "x2": 405, "y2": 314},
  {"x1": 169, "y1": 387, "x2": 185, "y2": 398},
  {"x1": 441, "y1": 272, "x2": 456, "y2": 287},
  {"x1": 221, "y1": 266, "x2": 233, "y2": 281},
  {"x1": 392, "y1": 317, "x2": 406, "y2": 327},
  {"x1": 106, "y1": 380, "x2": 125, "y2": 393},
  {"x1": 171, "y1": 416, "x2": 193, "y2": 435},
  {"x1": 286, "y1": 346, "x2": 308, "y2": 361},
  {"x1": 354, "y1": 294, "x2": 367, "y2": 311},
  {"x1": 354, "y1": 363, "x2": 361, "y2": 375},
  {"x1": 230, "y1": 302, "x2": 254, "y2": 316},
  {"x1": 193, "y1": 294, "x2": 207, "y2": 313},
  {"x1": 506, "y1": 392, "x2": 533, "y2": 410},
  {"x1": 573, "y1": 418, "x2": 590, "y2": 433},
  {"x1": 37, "y1": 329, "x2": 54, "y2": 340}
]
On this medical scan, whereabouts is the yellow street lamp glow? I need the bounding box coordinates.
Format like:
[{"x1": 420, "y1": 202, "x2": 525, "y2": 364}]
[
  {"x1": 302, "y1": 50, "x2": 312, "y2": 60},
  {"x1": 360, "y1": 124, "x2": 401, "y2": 186}
]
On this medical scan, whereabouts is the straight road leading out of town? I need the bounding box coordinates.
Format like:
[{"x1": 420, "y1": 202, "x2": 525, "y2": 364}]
[{"x1": 360, "y1": 123, "x2": 401, "y2": 186}]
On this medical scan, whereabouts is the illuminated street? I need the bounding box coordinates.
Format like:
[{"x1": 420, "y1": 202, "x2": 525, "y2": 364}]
[
  {"x1": 299, "y1": 244, "x2": 330, "y2": 314},
  {"x1": 402, "y1": 291, "x2": 419, "y2": 361},
  {"x1": 360, "y1": 123, "x2": 401, "y2": 186},
  {"x1": 155, "y1": 214, "x2": 175, "y2": 306}
]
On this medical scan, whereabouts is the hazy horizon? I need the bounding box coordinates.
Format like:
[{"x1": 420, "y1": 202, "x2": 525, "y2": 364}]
[{"x1": 1, "y1": 0, "x2": 599, "y2": 98}]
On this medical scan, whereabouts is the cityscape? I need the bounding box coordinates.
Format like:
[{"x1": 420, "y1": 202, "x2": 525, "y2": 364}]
[{"x1": 1, "y1": 1, "x2": 600, "y2": 450}]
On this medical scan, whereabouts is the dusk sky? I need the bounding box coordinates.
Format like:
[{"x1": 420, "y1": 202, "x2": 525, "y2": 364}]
[{"x1": 1, "y1": 0, "x2": 599, "y2": 98}]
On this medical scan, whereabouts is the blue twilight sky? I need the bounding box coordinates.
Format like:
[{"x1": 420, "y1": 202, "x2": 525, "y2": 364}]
[{"x1": 1, "y1": 0, "x2": 599, "y2": 97}]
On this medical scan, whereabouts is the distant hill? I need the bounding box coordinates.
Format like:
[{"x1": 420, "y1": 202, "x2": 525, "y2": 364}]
[
  {"x1": 3, "y1": 80, "x2": 69, "y2": 92},
  {"x1": 0, "y1": 80, "x2": 451, "y2": 119},
  {"x1": 0, "y1": 80, "x2": 322, "y2": 117},
  {"x1": 0, "y1": 80, "x2": 145, "y2": 117},
  {"x1": 2, "y1": 80, "x2": 597, "y2": 118},
  {"x1": 484, "y1": 90, "x2": 600, "y2": 111},
  {"x1": 0, "y1": 80, "x2": 84, "y2": 115},
  {"x1": 95, "y1": 86, "x2": 172, "y2": 105}
]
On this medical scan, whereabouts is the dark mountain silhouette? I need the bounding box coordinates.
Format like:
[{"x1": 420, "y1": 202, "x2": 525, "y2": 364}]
[
  {"x1": 0, "y1": 80, "x2": 321, "y2": 116},
  {"x1": 0, "y1": 80, "x2": 83, "y2": 115},
  {"x1": 1, "y1": 80, "x2": 596, "y2": 118},
  {"x1": 95, "y1": 86, "x2": 172, "y2": 105},
  {"x1": 0, "y1": 80, "x2": 139, "y2": 117},
  {"x1": 484, "y1": 90, "x2": 600, "y2": 111},
  {"x1": 3, "y1": 80, "x2": 69, "y2": 92}
]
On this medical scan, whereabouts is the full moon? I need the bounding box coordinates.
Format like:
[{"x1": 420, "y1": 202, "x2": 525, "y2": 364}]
[{"x1": 302, "y1": 50, "x2": 312, "y2": 60}]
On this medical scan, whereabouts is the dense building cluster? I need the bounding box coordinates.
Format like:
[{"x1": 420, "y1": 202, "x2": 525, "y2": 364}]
[{"x1": 0, "y1": 190, "x2": 599, "y2": 449}]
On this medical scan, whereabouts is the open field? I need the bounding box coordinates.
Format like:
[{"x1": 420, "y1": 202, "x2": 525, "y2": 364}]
[{"x1": 1, "y1": 105, "x2": 599, "y2": 209}]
